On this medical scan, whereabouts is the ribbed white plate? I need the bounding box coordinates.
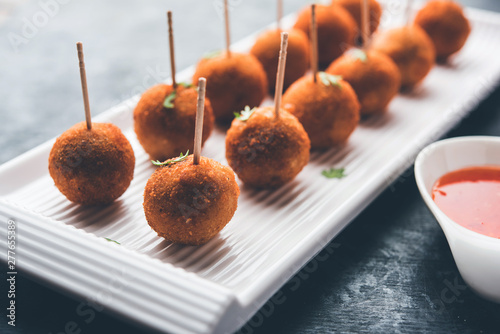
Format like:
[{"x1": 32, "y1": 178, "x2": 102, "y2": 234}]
[{"x1": 1, "y1": 7, "x2": 500, "y2": 334}]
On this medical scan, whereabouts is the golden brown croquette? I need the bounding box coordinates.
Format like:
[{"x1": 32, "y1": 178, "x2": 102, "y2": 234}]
[
  {"x1": 414, "y1": 0, "x2": 470, "y2": 60},
  {"x1": 326, "y1": 49, "x2": 401, "y2": 115},
  {"x1": 192, "y1": 52, "x2": 267, "y2": 123},
  {"x1": 48, "y1": 122, "x2": 135, "y2": 205},
  {"x1": 250, "y1": 28, "x2": 310, "y2": 92},
  {"x1": 143, "y1": 155, "x2": 239, "y2": 245},
  {"x1": 293, "y1": 4, "x2": 357, "y2": 66},
  {"x1": 332, "y1": 0, "x2": 383, "y2": 36},
  {"x1": 225, "y1": 106, "x2": 310, "y2": 188},
  {"x1": 133, "y1": 83, "x2": 214, "y2": 162},
  {"x1": 282, "y1": 73, "x2": 360, "y2": 148},
  {"x1": 370, "y1": 25, "x2": 435, "y2": 88}
]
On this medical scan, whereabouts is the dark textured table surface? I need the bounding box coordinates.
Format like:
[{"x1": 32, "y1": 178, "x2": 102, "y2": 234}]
[{"x1": 1, "y1": 1, "x2": 500, "y2": 333}]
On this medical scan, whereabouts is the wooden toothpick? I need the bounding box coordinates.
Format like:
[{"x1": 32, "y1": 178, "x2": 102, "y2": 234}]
[
  {"x1": 224, "y1": 0, "x2": 231, "y2": 57},
  {"x1": 310, "y1": 4, "x2": 318, "y2": 83},
  {"x1": 76, "y1": 42, "x2": 92, "y2": 130},
  {"x1": 193, "y1": 77, "x2": 207, "y2": 165},
  {"x1": 277, "y1": 0, "x2": 283, "y2": 31},
  {"x1": 167, "y1": 11, "x2": 177, "y2": 89},
  {"x1": 405, "y1": 0, "x2": 414, "y2": 26},
  {"x1": 361, "y1": 0, "x2": 370, "y2": 47},
  {"x1": 274, "y1": 32, "x2": 289, "y2": 119}
]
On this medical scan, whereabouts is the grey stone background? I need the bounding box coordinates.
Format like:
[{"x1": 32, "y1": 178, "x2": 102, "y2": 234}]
[
  {"x1": 0, "y1": 0, "x2": 498, "y2": 164},
  {"x1": 0, "y1": 0, "x2": 307, "y2": 165},
  {"x1": 1, "y1": 1, "x2": 500, "y2": 334}
]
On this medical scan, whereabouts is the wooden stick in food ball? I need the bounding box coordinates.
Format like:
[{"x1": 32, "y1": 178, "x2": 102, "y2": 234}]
[
  {"x1": 143, "y1": 78, "x2": 239, "y2": 246},
  {"x1": 193, "y1": 78, "x2": 207, "y2": 165},
  {"x1": 277, "y1": 0, "x2": 283, "y2": 31},
  {"x1": 167, "y1": 11, "x2": 177, "y2": 89},
  {"x1": 360, "y1": 0, "x2": 370, "y2": 47},
  {"x1": 192, "y1": 0, "x2": 267, "y2": 122},
  {"x1": 76, "y1": 42, "x2": 92, "y2": 130},
  {"x1": 370, "y1": 0, "x2": 435, "y2": 88},
  {"x1": 405, "y1": 0, "x2": 414, "y2": 26},
  {"x1": 310, "y1": 4, "x2": 318, "y2": 83},
  {"x1": 133, "y1": 11, "x2": 215, "y2": 162},
  {"x1": 224, "y1": 0, "x2": 231, "y2": 57},
  {"x1": 249, "y1": 0, "x2": 309, "y2": 94},
  {"x1": 48, "y1": 42, "x2": 135, "y2": 205},
  {"x1": 225, "y1": 33, "x2": 310, "y2": 188},
  {"x1": 282, "y1": 7, "x2": 361, "y2": 149},
  {"x1": 273, "y1": 32, "x2": 289, "y2": 119}
]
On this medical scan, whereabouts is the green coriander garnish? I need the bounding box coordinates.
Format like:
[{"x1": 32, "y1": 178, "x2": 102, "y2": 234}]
[
  {"x1": 152, "y1": 150, "x2": 190, "y2": 166},
  {"x1": 234, "y1": 106, "x2": 256, "y2": 121},
  {"x1": 163, "y1": 90, "x2": 177, "y2": 108},
  {"x1": 322, "y1": 167, "x2": 347, "y2": 179},
  {"x1": 178, "y1": 82, "x2": 194, "y2": 88},
  {"x1": 319, "y1": 72, "x2": 343, "y2": 88},
  {"x1": 346, "y1": 48, "x2": 368, "y2": 63},
  {"x1": 203, "y1": 50, "x2": 222, "y2": 59},
  {"x1": 104, "y1": 237, "x2": 121, "y2": 245},
  {"x1": 162, "y1": 83, "x2": 194, "y2": 109}
]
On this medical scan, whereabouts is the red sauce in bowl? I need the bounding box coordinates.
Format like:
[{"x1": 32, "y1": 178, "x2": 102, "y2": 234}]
[{"x1": 432, "y1": 166, "x2": 500, "y2": 239}]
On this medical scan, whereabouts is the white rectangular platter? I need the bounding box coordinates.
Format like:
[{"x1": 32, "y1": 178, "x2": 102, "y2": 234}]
[{"x1": 1, "y1": 6, "x2": 500, "y2": 334}]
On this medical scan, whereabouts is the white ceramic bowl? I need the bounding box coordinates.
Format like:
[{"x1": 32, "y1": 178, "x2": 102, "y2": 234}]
[{"x1": 415, "y1": 136, "x2": 500, "y2": 304}]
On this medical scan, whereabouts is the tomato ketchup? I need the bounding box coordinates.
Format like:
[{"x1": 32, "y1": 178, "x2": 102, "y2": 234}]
[{"x1": 432, "y1": 166, "x2": 500, "y2": 239}]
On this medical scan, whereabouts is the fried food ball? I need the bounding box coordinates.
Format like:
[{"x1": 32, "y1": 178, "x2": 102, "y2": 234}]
[
  {"x1": 133, "y1": 83, "x2": 214, "y2": 162},
  {"x1": 293, "y1": 4, "x2": 357, "y2": 66},
  {"x1": 250, "y1": 28, "x2": 309, "y2": 93},
  {"x1": 143, "y1": 155, "x2": 239, "y2": 245},
  {"x1": 49, "y1": 122, "x2": 135, "y2": 205},
  {"x1": 326, "y1": 49, "x2": 401, "y2": 115},
  {"x1": 282, "y1": 74, "x2": 360, "y2": 148},
  {"x1": 370, "y1": 25, "x2": 435, "y2": 88},
  {"x1": 226, "y1": 106, "x2": 310, "y2": 188},
  {"x1": 414, "y1": 0, "x2": 471, "y2": 60},
  {"x1": 192, "y1": 52, "x2": 267, "y2": 123},
  {"x1": 332, "y1": 0, "x2": 383, "y2": 36}
]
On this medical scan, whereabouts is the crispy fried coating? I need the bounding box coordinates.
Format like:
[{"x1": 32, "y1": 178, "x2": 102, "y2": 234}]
[
  {"x1": 192, "y1": 52, "x2": 267, "y2": 123},
  {"x1": 282, "y1": 75, "x2": 360, "y2": 148},
  {"x1": 326, "y1": 49, "x2": 401, "y2": 115},
  {"x1": 250, "y1": 28, "x2": 309, "y2": 92},
  {"x1": 370, "y1": 25, "x2": 435, "y2": 88},
  {"x1": 48, "y1": 122, "x2": 135, "y2": 205},
  {"x1": 293, "y1": 4, "x2": 357, "y2": 66},
  {"x1": 225, "y1": 106, "x2": 310, "y2": 188},
  {"x1": 133, "y1": 84, "x2": 214, "y2": 161},
  {"x1": 414, "y1": 0, "x2": 470, "y2": 60},
  {"x1": 332, "y1": 0, "x2": 382, "y2": 36},
  {"x1": 143, "y1": 155, "x2": 239, "y2": 245}
]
